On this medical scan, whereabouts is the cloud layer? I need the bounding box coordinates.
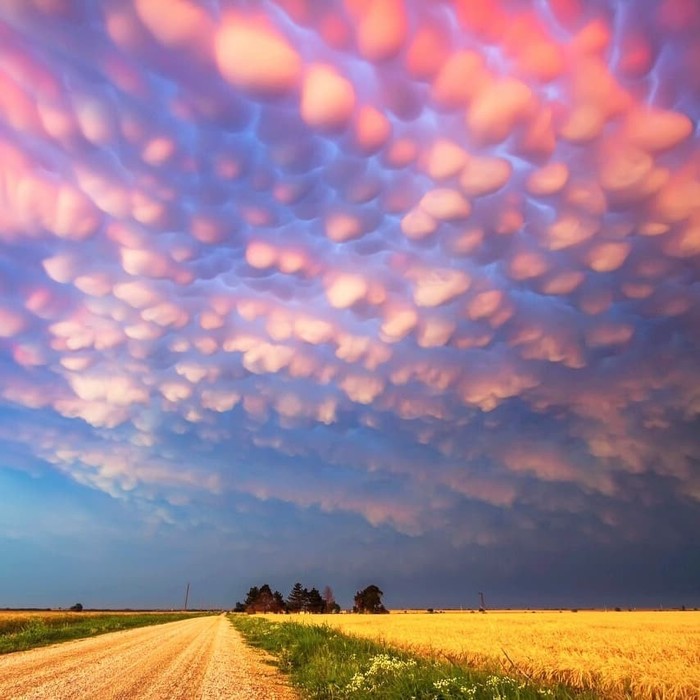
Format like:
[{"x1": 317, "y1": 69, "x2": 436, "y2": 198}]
[{"x1": 0, "y1": 0, "x2": 699, "y2": 604}]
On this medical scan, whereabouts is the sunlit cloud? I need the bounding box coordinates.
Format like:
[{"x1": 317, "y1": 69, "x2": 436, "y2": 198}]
[{"x1": 0, "y1": 0, "x2": 699, "y2": 604}]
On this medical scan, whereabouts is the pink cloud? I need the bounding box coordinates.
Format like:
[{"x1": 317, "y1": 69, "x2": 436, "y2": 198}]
[
  {"x1": 0, "y1": 307, "x2": 26, "y2": 338},
  {"x1": 215, "y1": 13, "x2": 301, "y2": 95},
  {"x1": 301, "y1": 64, "x2": 356, "y2": 131},
  {"x1": 133, "y1": 0, "x2": 213, "y2": 50},
  {"x1": 430, "y1": 50, "x2": 488, "y2": 109},
  {"x1": 624, "y1": 108, "x2": 693, "y2": 152},
  {"x1": 325, "y1": 272, "x2": 369, "y2": 309},
  {"x1": 459, "y1": 155, "x2": 512, "y2": 197},
  {"x1": 0, "y1": 0, "x2": 697, "y2": 559},
  {"x1": 341, "y1": 374, "x2": 385, "y2": 404},
  {"x1": 584, "y1": 241, "x2": 631, "y2": 273},
  {"x1": 526, "y1": 163, "x2": 569, "y2": 196},
  {"x1": 380, "y1": 305, "x2": 418, "y2": 342},
  {"x1": 501, "y1": 442, "x2": 615, "y2": 495},
  {"x1": 546, "y1": 212, "x2": 599, "y2": 251},
  {"x1": 346, "y1": 0, "x2": 408, "y2": 62},
  {"x1": 353, "y1": 105, "x2": 392, "y2": 153},
  {"x1": 443, "y1": 473, "x2": 518, "y2": 508},
  {"x1": 467, "y1": 77, "x2": 535, "y2": 144},
  {"x1": 424, "y1": 139, "x2": 468, "y2": 180},
  {"x1": 459, "y1": 355, "x2": 539, "y2": 411},
  {"x1": 415, "y1": 316, "x2": 455, "y2": 348},
  {"x1": 418, "y1": 188, "x2": 471, "y2": 221},
  {"x1": 408, "y1": 267, "x2": 471, "y2": 308}
]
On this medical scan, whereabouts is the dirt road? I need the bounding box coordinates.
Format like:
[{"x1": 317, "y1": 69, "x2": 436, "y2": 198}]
[{"x1": 0, "y1": 614, "x2": 297, "y2": 699}]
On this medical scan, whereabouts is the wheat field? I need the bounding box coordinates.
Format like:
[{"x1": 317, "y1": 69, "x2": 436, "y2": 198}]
[
  {"x1": 281, "y1": 610, "x2": 700, "y2": 699},
  {"x1": 0, "y1": 610, "x2": 108, "y2": 633}
]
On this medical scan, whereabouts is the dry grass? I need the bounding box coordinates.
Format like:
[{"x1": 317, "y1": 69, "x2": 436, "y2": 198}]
[
  {"x1": 281, "y1": 610, "x2": 700, "y2": 699},
  {"x1": 0, "y1": 610, "x2": 176, "y2": 628},
  {"x1": 0, "y1": 610, "x2": 114, "y2": 634},
  {"x1": 0, "y1": 610, "x2": 203, "y2": 654}
]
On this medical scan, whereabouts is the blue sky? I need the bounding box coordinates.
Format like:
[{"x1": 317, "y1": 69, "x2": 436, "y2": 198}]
[{"x1": 0, "y1": 0, "x2": 699, "y2": 610}]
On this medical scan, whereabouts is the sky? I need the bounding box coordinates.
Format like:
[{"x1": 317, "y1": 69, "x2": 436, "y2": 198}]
[{"x1": 0, "y1": 0, "x2": 699, "y2": 611}]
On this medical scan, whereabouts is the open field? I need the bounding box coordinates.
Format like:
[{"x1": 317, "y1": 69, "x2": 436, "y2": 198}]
[
  {"x1": 232, "y1": 614, "x2": 592, "y2": 699},
  {"x1": 275, "y1": 610, "x2": 700, "y2": 699},
  {"x1": 0, "y1": 609, "x2": 212, "y2": 654}
]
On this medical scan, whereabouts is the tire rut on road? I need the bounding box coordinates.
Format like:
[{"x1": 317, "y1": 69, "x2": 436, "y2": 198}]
[{"x1": 0, "y1": 614, "x2": 298, "y2": 700}]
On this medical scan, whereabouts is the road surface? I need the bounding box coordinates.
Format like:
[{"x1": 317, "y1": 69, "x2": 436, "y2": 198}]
[{"x1": 0, "y1": 614, "x2": 298, "y2": 699}]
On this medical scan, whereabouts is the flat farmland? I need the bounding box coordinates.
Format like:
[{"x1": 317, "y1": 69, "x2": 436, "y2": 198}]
[
  {"x1": 0, "y1": 610, "x2": 196, "y2": 617},
  {"x1": 283, "y1": 610, "x2": 700, "y2": 699},
  {"x1": 0, "y1": 609, "x2": 185, "y2": 623}
]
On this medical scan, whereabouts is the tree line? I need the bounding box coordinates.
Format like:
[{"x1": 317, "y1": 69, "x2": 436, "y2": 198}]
[{"x1": 234, "y1": 582, "x2": 387, "y2": 614}]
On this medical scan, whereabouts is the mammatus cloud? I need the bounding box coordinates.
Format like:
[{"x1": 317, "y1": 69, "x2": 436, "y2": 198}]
[{"x1": 0, "y1": 0, "x2": 699, "y2": 591}]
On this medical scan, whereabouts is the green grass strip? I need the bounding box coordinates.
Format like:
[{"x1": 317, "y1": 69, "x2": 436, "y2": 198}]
[
  {"x1": 0, "y1": 612, "x2": 213, "y2": 655},
  {"x1": 229, "y1": 614, "x2": 599, "y2": 700}
]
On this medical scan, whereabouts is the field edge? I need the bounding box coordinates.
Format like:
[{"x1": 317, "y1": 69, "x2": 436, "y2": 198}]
[{"x1": 228, "y1": 613, "x2": 596, "y2": 700}]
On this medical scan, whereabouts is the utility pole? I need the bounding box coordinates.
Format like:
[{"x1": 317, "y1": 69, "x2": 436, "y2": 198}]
[{"x1": 184, "y1": 582, "x2": 190, "y2": 611}]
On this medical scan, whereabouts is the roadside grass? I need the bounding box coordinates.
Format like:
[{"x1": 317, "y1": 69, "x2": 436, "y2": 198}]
[
  {"x1": 229, "y1": 614, "x2": 598, "y2": 700},
  {"x1": 0, "y1": 611, "x2": 213, "y2": 655}
]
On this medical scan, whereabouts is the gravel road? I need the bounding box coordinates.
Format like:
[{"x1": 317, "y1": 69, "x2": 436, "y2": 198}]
[{"x1": 0, "y1": 614, "x2": 298, "y2": 699}]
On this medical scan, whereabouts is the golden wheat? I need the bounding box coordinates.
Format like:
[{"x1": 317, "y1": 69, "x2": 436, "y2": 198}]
[
  {"x1": 280, "y1": 610, "x2": 700, "y2": 699},
  {"x1": 0, "y1": 610, "x2": 169, "y2": 621},
  {"x1": 0, "y1": 610, "x2": 105, "y2": 625}
]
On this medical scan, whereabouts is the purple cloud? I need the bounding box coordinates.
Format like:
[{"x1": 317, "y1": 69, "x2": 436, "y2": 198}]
[{"x1": 0, "y1": 0, "x2": 699, "y2": 606}]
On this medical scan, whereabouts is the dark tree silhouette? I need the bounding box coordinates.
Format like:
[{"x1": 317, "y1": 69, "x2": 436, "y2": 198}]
[
  {"x1": 286, "y1": 583, "x2": 324, "y2": 613},
  {"x1": 304, "y1": 587, "x2": 325, "y2": 614},
  {"x1": 69, "y1": 603, "x2": 83, "y2": 612},
  {"x1": 239, "y1": 581, "x2": 336, "y2": 615},
  {"x1": 244, "y1": 584, "x2": 286, "y2": 613},
  {"x1": 287, "y1": 582, "x2": 306, "y2": 612},
  {"x1": 244, "y1": 586, "x2": 260, "y2": 608},
  {"x1": 353, "y1": 585, "x2": 387, "y2": 614},
  {"x1": 273, "y1": 590, "x2": 286, "y2": 612}
]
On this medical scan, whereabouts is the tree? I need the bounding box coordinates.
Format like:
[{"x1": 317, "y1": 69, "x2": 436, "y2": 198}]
[
  {"x1": 244, "y1": 586, "x2": 260, "y2": 608},
  {"x1": 273, "y1": 590, "x2": 286, "y2": 612},
  {"x1": 69, "y1": 603, "x2": 83, "y2": 612},
  {"x1": 244, "y1": 584, "x2": 286, "y2": 613},
  {"x1": 305, "y1": 587, "x2": 325, "y2": 614},
  {"x1": 322, "y1": 585, "x2": 340, "y2": 613},
  {"x1": 287, "y1": 582, "x2": 306, "y2": 613},
  {"x1": 286, "y1": 582, "x2": 334, "y2": 614},
  {"x1": 353, "y1": 585, "x2": 387, "y2": 614}
]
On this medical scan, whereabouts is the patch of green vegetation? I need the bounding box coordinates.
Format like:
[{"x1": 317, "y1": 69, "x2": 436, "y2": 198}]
[
  {"x1": 0, "y1": 612, "x2": 213, "y2": 655},
  {"x1": 229, "y1": 615, "x2": 598, "y2": 700}
]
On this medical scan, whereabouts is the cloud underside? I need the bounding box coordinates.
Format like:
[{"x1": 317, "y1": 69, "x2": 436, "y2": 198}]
[{"x1": 0, "y1": 0, "x2": 699, "y2": 552}]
